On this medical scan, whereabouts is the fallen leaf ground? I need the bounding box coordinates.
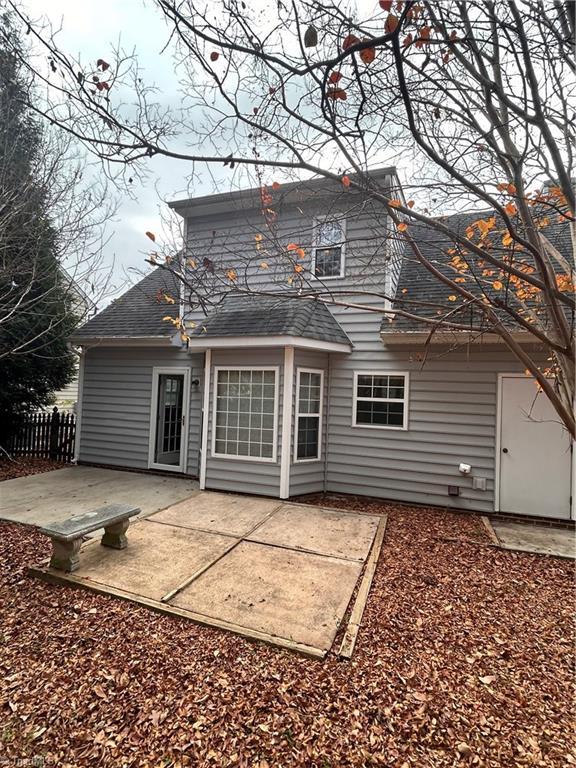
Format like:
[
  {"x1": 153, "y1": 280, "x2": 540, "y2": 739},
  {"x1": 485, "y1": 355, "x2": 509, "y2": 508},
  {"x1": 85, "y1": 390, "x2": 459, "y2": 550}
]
[
  {"x1": 1, "y1": 499, "x2": 574, "y2": 767},
  {"x1": 0, "y1": 457, "x2": 64, "y2": 482}
]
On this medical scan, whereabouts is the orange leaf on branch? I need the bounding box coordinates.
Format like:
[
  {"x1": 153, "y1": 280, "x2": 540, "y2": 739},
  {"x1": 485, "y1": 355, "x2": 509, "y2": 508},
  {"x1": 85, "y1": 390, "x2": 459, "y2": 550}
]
[
  {"x1": 272, "y1": 181, "x2": 281, "y2": 190},
  {"x1": 397, "y1": 222, "x2": 408, "y2": 232},
  {"x1": 342, "y1": 175, "x2": 351, "y2": 188},
  {"x1": 329, "y1": 71, "x2": 343, "y2": 84},
  {"x1": 388, "y1": 199, "x2": 402, "y2": 207},
  {"x1": 556, "y1": 274, "x2": 574, "y2": 292},
  {"x1": 96, "y1": 58, "x2": 110, "y2": 71},
  {"x1": 226, "y1": 269, "x2": 237, "y2": 282},
  {"x1": 326, "y1": 87, "x2": 347, "y2": 100},
  {"x1": 379, "y1": 0, "x2": 393, "y2": 10},
  {"x1": 210, "y1": 52, "x2": 219, "y2": 62},
  {"x1": 145, "y1": 231, "x2": 156, "y2": 242},
  {"x1": 385, "y1": 14, "x2": 399, "y2": 33},
  {"x1": 359, "y1": 44, "x2": 376, "y2": 64},
  {"x1": 504, "y1": 202, "x2": 517, "y2": 216},
  {"x1": 342, "y1": 34, "x2": 360, "y2": 51}
]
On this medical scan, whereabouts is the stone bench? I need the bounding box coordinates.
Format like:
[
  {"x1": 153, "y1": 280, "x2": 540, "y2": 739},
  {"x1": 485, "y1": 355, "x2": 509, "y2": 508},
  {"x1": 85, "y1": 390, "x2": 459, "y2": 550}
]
[{"x1": 39, "y1": 503, "x2": 141, "y2": 572}]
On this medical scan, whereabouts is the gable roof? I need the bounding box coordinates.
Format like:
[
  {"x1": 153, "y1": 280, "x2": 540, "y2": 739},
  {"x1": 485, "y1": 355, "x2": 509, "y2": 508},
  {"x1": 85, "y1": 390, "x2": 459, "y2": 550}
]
[
  {"x1": 383, "y1": 212, "x2": 573, "y2": 337},
  {"x1": 190, "y1": 293, "x2": 351, "y2": 348},
  {"x1": 71, "y1": 268, "x2": 179, "y2": 341}
]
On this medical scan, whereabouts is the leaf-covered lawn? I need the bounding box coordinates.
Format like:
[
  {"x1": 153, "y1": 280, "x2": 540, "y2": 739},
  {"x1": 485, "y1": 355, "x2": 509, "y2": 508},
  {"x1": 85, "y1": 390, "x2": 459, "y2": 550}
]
[
  {"x1": 1, "y1": 500, "x2": 574, "y2": 767},
  {"x1": 0, "y1": 458, "x2": 65, "y2": 482}
]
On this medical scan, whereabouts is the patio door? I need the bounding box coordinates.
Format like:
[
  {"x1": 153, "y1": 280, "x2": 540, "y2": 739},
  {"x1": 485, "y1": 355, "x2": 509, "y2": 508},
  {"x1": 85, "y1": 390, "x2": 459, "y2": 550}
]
[
  {"x1": 497, "y1": 375, "x2": 572, "y2": 519},
  {"x1": 149, "y1": 368, "x2": 190, "y2": 472}
]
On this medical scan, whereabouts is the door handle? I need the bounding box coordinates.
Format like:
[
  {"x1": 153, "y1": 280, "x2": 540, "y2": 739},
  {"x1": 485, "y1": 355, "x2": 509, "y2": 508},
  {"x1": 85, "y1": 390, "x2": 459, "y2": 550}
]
[{"x1": 502, "y1": 448, "x2": 508, "y2": 453}]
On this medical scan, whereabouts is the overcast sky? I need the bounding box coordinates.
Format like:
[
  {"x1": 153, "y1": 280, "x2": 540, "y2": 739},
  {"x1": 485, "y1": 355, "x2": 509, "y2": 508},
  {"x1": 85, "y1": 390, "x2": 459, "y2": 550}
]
[{"x1": 24, "y1": 0, "x2": 238, "y2": 303}]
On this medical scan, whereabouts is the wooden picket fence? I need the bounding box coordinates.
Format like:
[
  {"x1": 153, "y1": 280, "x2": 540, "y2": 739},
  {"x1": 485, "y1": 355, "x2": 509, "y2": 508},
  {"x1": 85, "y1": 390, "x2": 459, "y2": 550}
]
[{"x1": 7, "y1": 407, "x2": 76, "y2": 463}]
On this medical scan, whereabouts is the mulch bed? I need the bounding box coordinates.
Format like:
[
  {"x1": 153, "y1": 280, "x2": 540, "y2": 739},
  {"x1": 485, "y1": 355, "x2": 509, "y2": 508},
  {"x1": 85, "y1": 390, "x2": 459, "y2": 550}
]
[
  {"x1": 0, "y1": 498, "x2": 574, "y2": 767},
  {"x1": 0, "y1": 457, "x2": 65, "y2": 482}
]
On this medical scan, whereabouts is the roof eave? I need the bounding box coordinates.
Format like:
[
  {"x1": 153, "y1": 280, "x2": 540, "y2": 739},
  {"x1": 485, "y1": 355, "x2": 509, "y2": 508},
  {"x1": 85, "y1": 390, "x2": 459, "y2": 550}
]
[
  {"x1": 187, "y1": 334, "x2": 352, "y2": 353},
  {"x1": 70, "y1": 335, "x2": 176, "y2": 347},
  {"x1": 169, "y1": 167, "x2": 398, "y2": 218}
]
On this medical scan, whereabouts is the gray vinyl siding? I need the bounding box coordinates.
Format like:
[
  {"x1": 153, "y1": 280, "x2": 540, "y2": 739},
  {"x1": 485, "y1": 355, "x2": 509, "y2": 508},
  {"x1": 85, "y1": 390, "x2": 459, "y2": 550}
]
[
  {"x1": 325, "y1": 304, "x2": 536, "y2": 512},
  {"x1": 79, "y1": 346, "x2": 203, "y2": 476},
  {"x1": 205, "y1": 348, "x2": 283, "y2": 496},
  {"x1": 289, "y1": 349, "x2": 329, "y2": 497},
  {"x1": 183, "y1": 193, "x2": 391, "y2": 330}
]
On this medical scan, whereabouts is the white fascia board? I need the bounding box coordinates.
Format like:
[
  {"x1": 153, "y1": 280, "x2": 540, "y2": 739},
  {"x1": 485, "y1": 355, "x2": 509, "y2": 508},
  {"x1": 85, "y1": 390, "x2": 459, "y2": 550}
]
[
  {"x1": 70, "y1": 336, "x2": 175, "y2": 347},
  {"x1": 187, "y1": 335, "x2": 352, "y2": 353}
]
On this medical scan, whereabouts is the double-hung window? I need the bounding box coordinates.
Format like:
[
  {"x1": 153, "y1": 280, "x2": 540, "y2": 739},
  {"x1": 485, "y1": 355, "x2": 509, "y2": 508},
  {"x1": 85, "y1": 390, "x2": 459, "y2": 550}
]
[
  {"x1": 295, "y1": 369, "x2": 323, "y2": 461},
  {"x1": 313, "y1": 218, "x2": 345, "y2": 278},
  {"x1": 213, "y1": 368, "x2": 278, "y2": 461},
  {"x1": 353, "y1": 372, "x2": 408, "y2": 430}
]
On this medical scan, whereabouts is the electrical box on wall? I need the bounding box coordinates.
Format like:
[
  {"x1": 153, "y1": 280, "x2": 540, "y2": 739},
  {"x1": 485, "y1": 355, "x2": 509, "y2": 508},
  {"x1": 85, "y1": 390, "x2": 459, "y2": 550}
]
[
  {"x1": 448, "y1": 485, "x2": 460, "y2": 496},
  {"x1": 473, "y1": 477, "x2": 487, "y2": 491}
]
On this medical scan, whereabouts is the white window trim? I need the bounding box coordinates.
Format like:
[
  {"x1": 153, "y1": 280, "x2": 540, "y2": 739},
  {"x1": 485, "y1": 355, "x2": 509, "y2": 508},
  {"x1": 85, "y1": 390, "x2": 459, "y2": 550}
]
[
  {"x1": 294, "y1": 367, "x2": 324, "y2": 463},
  {"x1": 148, "y1": 366, "x2": 191, "y2": 472},
  {"x1": 311, "y1": 217, "x2": 346, "y2": 280},
  {"x1": 211, "y1": 365, "x2": 280, "y2": 463},
  {"x1": 352, "y1": 371, "x2": 409, "y2": 431}
]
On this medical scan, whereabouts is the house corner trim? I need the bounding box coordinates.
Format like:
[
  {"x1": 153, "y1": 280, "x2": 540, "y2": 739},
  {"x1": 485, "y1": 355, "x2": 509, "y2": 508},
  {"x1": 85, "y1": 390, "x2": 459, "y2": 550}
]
[
  {"x1": 73, "y1": 348, "x2": 86, "y2": 463},
  {"x1": 279, "y1": 346, "x2": 295, "y2": 499}
]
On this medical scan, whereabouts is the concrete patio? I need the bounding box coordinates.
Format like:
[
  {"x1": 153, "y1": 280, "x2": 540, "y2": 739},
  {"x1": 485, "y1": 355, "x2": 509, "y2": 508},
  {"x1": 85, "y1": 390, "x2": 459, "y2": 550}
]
[
  {"x1": 31, "y1": 492, "x2": 384, "y2": 657},
  {"x1": 490, "y1": 519, "x2": 575, "y2": 559},
  {"x1": 0, "y1": 466, "x2": 199, "y2": 526}
]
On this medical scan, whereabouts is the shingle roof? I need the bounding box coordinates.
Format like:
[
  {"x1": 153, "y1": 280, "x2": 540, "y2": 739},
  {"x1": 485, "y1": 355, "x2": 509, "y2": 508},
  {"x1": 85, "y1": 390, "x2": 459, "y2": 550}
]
[
  {"x1": 71, "y1": 268, "x2": 179, "y2": 340},
  {"x1": 383, "y1": 212, "x2": 573, "y2": 335},
  {"x1": 190, "y1": 293, "x2": 351, "y2": 347}
]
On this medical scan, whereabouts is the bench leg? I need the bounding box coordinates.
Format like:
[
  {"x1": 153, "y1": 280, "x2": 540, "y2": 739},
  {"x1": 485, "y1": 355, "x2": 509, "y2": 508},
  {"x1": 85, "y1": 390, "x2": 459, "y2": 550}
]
[
  {"x1": 101, "y1": 519, "x2": 130, "y2": 550},
  {"x1": 50, "y1": 539, "x2": 82, "y2": 572}
]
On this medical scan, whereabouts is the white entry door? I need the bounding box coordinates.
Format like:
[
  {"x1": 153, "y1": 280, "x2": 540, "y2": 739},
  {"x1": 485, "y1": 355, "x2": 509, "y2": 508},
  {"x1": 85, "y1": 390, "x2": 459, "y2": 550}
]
[{"x1": 498, "y1": 375, "x2": 572, "y2": 519}]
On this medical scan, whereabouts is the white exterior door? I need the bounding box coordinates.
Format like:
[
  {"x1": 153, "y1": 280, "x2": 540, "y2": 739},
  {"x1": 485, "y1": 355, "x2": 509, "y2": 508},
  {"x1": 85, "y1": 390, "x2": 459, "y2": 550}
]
[{"x1": 498, "y1": 375, "x2": 572, "y2": 519}]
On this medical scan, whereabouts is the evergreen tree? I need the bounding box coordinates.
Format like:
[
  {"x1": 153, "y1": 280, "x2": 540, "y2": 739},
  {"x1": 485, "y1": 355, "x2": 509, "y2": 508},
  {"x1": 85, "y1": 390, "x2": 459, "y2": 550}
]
[{"x1": 0, "y1": 17, "x2": 77, "y2": 443}]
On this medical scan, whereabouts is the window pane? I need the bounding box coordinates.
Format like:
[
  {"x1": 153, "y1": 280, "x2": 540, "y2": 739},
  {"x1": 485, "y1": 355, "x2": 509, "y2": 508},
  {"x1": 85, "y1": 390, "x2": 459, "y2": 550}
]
[
  {"x1": 297, "y1": 416, "x2": 320, "y2": 459},
  {"x1": 215, "y1": 369, "x2": 276, "y2": 458},
  {"x1": 356, "y1": 400, "x2": 404, "y2": 427},
  {"x1": 298, "y1": 371, "x2": 322, "y2": 417},
  {"x1": 315, "y1": 246, "x2": 342, "y2": 277},
  {"x1": 356, "y1": 374, "x2": 405, "y2": 401},
  {"x1": 317, "y1": 220, "x2": 344, "y2": 246}
]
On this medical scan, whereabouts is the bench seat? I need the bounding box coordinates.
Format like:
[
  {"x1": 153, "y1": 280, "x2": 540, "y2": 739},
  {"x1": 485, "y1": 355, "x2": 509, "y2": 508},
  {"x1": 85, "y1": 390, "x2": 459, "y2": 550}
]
[{"x1": 40, "y1": 503, "x2": 141, "y2": 572}]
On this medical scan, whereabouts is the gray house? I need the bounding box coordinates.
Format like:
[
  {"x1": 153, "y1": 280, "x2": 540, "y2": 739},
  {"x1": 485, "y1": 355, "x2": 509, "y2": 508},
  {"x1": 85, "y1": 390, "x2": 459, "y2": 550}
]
[{"x1": 71, "y1": 169, "x2": 574, "y2": 521}]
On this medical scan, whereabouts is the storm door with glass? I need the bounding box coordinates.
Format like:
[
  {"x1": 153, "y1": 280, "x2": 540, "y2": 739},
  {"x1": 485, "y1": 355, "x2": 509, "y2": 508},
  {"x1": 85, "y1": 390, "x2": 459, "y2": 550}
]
[{"x1": 150, "y1": 369, "x2": 189, "y2": 470}]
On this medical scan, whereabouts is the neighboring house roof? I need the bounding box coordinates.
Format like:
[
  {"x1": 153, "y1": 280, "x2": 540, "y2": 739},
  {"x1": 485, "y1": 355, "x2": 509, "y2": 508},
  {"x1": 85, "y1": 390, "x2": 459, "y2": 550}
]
[
  {"x1": 383, "y1": 212, "x2": 573, "y2": 337},
  {"x1": 71, "y1": 268, "x2": 179, "y2": 341},
  {"x1": 190, "y1": 293, "x2": 351, "y2": 347}
]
